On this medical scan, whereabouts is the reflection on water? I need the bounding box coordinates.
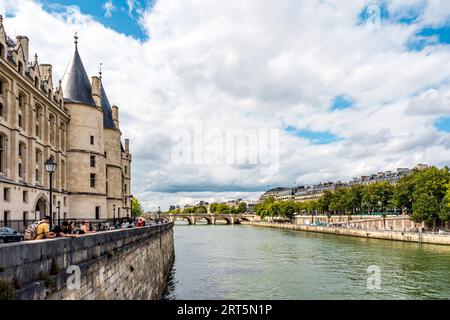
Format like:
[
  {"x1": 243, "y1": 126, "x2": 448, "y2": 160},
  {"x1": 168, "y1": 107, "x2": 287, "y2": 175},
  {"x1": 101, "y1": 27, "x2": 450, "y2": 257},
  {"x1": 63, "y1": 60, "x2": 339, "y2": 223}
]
[{"x1": 164, "y1": 223, "x2": 450, "y2": 300}]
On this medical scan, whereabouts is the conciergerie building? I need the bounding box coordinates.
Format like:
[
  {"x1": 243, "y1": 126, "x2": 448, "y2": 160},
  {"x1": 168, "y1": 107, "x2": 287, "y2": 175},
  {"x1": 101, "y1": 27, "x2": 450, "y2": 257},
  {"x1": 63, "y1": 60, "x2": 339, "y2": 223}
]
[{"x1": 0, "y1": 16, "x2": 132, "y2": 225}]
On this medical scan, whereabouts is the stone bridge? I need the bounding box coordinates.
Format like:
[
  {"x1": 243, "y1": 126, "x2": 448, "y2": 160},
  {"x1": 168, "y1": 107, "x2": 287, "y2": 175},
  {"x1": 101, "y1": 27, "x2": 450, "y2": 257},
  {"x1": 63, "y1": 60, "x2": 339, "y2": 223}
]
[{"x1": 158, "y1": 213, "x2": 259, "y2": 225}]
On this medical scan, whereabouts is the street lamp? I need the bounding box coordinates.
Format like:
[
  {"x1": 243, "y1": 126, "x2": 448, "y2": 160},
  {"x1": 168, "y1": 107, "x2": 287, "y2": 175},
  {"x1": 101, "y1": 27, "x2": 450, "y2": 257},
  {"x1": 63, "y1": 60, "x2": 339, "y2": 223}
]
[
  {"x1": 113, "y1": 204, "x2": 116, "y2": 220},
  {"x1": 45, "y1": 157, "x2": 57, "y2": 228},
  {"x1": 57, "y1": 201, "x2": 61, "y2": 226},
  {"x1": 158, "y1": 206, "x2": 161, "y2": 221}
]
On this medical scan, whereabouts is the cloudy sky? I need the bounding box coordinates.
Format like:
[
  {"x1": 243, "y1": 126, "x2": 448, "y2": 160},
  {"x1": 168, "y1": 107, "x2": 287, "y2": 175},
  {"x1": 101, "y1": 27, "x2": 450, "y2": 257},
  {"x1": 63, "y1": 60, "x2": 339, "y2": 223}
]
[{"x1": 1, "y1": 0, "x2": 450, "y2": 210}]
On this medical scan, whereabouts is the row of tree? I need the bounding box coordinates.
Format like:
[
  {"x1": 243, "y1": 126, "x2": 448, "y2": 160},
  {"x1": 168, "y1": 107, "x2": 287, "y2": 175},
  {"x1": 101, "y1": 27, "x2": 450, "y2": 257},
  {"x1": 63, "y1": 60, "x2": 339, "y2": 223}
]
[{"x1": 254, "y1": 166, "x2": 450, "y2": 227}]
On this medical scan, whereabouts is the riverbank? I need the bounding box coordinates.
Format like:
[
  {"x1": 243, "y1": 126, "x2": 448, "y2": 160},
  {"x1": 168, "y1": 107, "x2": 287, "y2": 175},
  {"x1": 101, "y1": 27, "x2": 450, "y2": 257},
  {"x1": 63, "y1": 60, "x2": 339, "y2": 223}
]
[{"x1": 244, "y1": 221, "x2": 450, "y2": 245}]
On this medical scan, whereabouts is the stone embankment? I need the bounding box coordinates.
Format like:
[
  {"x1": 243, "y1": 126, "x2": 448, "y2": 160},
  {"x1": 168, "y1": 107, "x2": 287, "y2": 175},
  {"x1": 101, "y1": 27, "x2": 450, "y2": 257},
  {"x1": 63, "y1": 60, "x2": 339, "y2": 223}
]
[
  {"x1": 244, "y1": 221, "x2": 450, "y2": 245},
  {"x1": 0, "y1": 222, "x2": 174, "y2": 300}
]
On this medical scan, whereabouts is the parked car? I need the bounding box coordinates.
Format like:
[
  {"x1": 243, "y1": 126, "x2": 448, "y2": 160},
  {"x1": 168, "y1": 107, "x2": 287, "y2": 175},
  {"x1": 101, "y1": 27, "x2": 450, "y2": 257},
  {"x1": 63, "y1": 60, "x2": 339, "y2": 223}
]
[{"x1": 0, "y1": 227, "x2": 24, "y2": 244}]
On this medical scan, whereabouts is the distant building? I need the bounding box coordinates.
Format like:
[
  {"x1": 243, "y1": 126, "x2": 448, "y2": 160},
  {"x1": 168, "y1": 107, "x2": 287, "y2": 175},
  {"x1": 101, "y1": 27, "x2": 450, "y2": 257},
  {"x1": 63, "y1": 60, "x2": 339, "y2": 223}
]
[{"x1": 260, "y1": 164, "x2": 429, "y2": 203}]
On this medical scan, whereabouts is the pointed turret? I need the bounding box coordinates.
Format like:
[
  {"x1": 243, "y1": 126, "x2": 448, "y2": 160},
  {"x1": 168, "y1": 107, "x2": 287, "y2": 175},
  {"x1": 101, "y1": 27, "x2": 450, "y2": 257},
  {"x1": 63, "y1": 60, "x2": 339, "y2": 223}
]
[
  {"x1": 61, "y1": 34, "x2": 95, "y2": 106},
  {"x1": 100, "y1": 80, "x2": 116, "y2": 130}
]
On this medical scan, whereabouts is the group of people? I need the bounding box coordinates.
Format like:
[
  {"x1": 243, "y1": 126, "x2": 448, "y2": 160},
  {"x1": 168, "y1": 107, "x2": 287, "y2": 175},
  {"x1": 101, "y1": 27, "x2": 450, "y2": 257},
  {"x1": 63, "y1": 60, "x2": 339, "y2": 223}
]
[
  {"x1": 113, "y1": 216, "x2": 148, "y2": 229},
  {"x1": 32, "y1": 216, "x2": 97, "y2": 240},
  {"x1": 29, "y1": 215, "x2": 152, "y2": 241}
]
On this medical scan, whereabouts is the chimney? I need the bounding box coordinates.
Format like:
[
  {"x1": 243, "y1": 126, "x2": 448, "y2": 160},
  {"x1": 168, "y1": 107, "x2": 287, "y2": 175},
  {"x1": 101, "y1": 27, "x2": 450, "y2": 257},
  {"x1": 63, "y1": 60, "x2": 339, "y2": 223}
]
[
  {"x1": 125, "y1": 139, "x2": 129, "y2": 152},
  {"x1": 16, "y1": 36, "x2": 29, "y2": 64},
  {"x1": 91, "y1": 76, "x2": 101, "y2": 107},
  {"x1": 112, "y1": 105, "x2": 119, "y2": 128}
]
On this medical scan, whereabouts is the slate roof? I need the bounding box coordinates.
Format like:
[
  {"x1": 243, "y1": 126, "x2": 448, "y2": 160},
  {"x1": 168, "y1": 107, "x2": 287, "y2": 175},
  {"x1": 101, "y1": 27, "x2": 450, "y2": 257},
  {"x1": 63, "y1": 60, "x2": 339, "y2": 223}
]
[{"x1": 61, "y1": 44, "x2": 96, "y2": 106}]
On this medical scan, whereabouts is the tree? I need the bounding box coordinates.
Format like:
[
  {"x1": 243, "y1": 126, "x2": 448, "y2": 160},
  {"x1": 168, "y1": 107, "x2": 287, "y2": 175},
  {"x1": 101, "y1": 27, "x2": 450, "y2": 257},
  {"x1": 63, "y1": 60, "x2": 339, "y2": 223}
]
[
  {"x1": 194, "y1": 206, "x2": 207, "y2": 214},
  {"x1": 131, "y1": 197, "x2": 144, "y2": 217},
  {"x1": 317, "y1": 190, "x2": 333, "y2": 214},
  {"x1": 236, "y1": 202, "x2": 247, "y2": 214},
  {"x1": 410, "y1": 167, "x2": 450, "y2": 229},
  {"x1": 348, "y1": 184, "x2": 365, "y2": 215},
  {"x1": 393, "y1": 172, "x2": 415, "y2": 214}
]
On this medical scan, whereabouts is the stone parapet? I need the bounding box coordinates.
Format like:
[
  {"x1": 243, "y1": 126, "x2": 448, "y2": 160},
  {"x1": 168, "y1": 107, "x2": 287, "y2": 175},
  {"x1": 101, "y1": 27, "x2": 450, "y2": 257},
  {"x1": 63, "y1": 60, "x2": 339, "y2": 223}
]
[
  {"x1": 0, "y1": 223, "x2": 174, "y2": 300},
  {"x1": 246, "y1": 222, "x2": 450, "y2": 245}
]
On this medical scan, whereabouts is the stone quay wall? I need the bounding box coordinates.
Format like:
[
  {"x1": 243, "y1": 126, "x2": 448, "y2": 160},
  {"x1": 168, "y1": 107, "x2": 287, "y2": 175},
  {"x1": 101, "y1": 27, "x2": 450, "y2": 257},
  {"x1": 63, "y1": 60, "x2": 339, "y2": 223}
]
[
  {"x1": 0, "y1": 223, "x2": 174, "y2": 300},
  {"x1": 245, "y1": 222, "x2": 450, "y2": 245}
]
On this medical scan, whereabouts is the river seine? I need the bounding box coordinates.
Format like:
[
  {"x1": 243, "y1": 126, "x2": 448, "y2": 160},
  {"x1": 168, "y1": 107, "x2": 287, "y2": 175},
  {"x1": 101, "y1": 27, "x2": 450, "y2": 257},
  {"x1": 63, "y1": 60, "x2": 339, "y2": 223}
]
[{"x1": 163, "y1": 223, "x2": 450, "y2": 300}]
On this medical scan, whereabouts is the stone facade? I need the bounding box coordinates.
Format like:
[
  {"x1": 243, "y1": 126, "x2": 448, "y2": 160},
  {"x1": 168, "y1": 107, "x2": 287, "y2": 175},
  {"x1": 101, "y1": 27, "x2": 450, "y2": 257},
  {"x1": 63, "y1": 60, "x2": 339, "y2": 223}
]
[
  {"x1": 0, "y1": 17, "x2": 132, "y2": 225},
  {"x1": 0, "y1": 223, "x2": 174, "y2": 300}
]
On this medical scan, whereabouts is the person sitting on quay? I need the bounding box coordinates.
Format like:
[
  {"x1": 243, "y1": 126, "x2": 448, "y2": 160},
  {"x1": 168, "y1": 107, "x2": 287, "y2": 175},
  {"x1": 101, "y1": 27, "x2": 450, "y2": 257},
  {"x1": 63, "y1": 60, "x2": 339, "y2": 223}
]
[
  {"x1": 80, "y1": 220, "x2": 96, "y2": 234},
  {"x1": 35, "y1": 216, "x2": 55, "y2": 240},
  {"x1": 136, "y1": 217, "x2": 146, "y2": 227},
  {"x1": 52, "y1": 221, "x2": 78, "y2": 238}
]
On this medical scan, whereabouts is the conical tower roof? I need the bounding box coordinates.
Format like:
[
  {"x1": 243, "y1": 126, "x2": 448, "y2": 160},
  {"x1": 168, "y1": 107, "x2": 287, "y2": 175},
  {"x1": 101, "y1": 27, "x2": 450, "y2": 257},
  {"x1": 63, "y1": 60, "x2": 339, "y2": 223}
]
[
  {"x1": 61, "y1": 36, "x2": 95, "y2": 106},
  {"x1": 100, "y1": 80, "x2": 116, "y2": 129}
]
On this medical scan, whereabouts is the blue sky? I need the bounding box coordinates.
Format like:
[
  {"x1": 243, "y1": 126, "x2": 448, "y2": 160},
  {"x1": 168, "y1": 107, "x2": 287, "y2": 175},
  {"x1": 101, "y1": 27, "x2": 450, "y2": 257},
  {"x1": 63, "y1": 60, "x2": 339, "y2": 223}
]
[
  {"x1": 39, "y1": 0, "x2": 155, "y2": 41},
  {"x1": 285, "y1": 126, "x2": 340, "y2": 145},
  {"x1": 435, "y1": 117, "x2": 450, "y2": 133},
  {"x1": 330, "y1": 95, "x2": 354, "y2": 111}
]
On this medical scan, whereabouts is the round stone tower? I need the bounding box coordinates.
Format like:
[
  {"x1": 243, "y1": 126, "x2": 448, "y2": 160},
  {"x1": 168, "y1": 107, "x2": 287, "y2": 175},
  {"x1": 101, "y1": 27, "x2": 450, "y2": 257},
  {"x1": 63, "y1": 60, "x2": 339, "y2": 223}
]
[
  {"x1": 62, "y1": 36, "x2": 107, "y2": 219},
  {"x1": 100, "y1": 77, "x2": 124, "y2": 219}
]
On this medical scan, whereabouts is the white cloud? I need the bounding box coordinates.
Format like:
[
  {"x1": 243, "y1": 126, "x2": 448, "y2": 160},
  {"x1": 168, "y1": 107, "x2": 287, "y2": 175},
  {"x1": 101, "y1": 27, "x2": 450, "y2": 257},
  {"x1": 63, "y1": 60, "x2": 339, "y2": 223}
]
[
  {"x1": 102, "y1": 0, "x2": 116, "y2": 18},
  {"x1": 1, "y1": 0, "x2": 450, "y2": 210}
]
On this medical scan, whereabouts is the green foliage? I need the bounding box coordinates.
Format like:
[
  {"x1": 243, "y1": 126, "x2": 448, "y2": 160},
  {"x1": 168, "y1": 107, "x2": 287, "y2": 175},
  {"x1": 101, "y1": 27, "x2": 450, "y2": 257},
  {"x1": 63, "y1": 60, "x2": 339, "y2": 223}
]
[
  {"x1": 194, "y1": 206, "x2": 207, "y2": 214},
  {"x1": 0, "y1": 279, "x2": 15, "y2": 300},
  {"x1": 254, "y1": 166, "x2": 450, "y2": 228},
  {"x1": 131, "y1": 197, "x2": 144, "y2": 217},
  {"x1": 408, "y1": 167, "x2": 450, "y2": 226},
  {"x1": 210, "y1": 203, "x2": 231, "y2": 213},
  {"x1": 169, "y1": 208, "x2": 181, "y2": 214},
  {"x1": 236, "y1": 202, "x2": 247, "y2": 213}
]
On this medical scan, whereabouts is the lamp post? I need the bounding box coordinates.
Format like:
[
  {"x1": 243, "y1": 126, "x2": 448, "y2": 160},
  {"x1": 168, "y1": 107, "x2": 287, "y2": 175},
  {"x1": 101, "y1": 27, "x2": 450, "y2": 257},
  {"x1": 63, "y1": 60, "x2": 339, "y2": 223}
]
[
  {"x1": 158, "y1": 206, "x2": 161, "y2": 221},
  {"x1": 57, "y1": 201, "x2": 61, "y2": 226},
  {"x1": 113, "y1": 204, "x2": 116, "y2": 220},
  {"x1": 45, "y1": 157, "x2": 57, "y2": 229}
]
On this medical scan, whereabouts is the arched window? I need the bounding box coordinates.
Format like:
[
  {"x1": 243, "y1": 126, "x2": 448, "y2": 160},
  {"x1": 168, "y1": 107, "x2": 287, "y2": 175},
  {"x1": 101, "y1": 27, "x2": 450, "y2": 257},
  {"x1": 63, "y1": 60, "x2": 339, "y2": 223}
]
[
  {"x1": 18, "y1": 142, "x2": 26, "y2": 180},
  {"x1": 17, "y1": 93, "x2": 26, "y2": 131},
  {"x1": 60, "y1": 123, "x2": 66, "y2": 151},
  {"x1": 49, "y1": 114, "x2": 55, "y2": 145},
  {"x1": 35, "y1": 148, "x2": 43, "y2": 184},
  {"x1": 35, "y1": 104, "x2": 42, "y2": 139},
  {"x1": 61, "y1": 159, "x2": 66, "y2": 190},
  {"x1": 34, "y1": 77, "x2": 39, "y2": 87},
  {"x1": 0, "y1": 134, "x2": 6, "y2": 175},
  {"x1": 0, "y1": 78, "x2": 7, "y2": 120}
]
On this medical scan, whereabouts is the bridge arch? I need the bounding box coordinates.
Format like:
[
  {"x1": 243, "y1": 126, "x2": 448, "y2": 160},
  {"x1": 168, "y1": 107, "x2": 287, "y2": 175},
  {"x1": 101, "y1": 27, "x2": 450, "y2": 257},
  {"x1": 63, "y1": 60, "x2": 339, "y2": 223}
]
[
  {"x1": 234, "y1": 217, "x2": 250, "y2": 224},
  {"x1": 214, "y1": 216, "x2": 232, "y2": 225},
  {"x1": 195, "y1": 217, "x2": 213, "y2": 225},
  {"x1": 181, "y1": 216, "x2": 194, "y2": 225}
]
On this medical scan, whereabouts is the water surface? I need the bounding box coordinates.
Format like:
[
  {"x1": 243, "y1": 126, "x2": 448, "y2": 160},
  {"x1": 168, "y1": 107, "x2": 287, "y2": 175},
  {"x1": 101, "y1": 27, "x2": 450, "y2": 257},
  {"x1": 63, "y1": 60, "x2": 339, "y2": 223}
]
[{"x1": 164, "y1": 223, "x2": 450, "y2": 299}]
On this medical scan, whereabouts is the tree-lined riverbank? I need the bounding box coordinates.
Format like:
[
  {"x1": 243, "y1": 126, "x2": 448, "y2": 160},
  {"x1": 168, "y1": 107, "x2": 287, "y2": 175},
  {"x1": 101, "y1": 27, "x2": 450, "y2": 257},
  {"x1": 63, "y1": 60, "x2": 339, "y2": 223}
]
[{"x1": 244, "y1": 221, "x2": 450, "y2": 245}]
